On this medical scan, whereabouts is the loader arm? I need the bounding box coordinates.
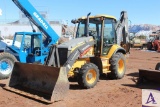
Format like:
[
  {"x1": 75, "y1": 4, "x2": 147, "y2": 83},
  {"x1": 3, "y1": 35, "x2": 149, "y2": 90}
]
[{"x1": 12, "y1": 0, "x2": 59, "y2": 46}]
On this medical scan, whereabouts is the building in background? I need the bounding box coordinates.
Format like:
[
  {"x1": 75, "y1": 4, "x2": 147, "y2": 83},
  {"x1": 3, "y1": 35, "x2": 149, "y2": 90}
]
[{"x1": 0, "y1": 10, "x2": 62, "y2": 38}]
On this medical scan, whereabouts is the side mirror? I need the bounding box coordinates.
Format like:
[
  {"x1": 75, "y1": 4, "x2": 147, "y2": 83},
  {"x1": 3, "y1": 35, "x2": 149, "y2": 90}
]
[{"x1": 71, "y1": 19, "x2": 79, "y2": 24}]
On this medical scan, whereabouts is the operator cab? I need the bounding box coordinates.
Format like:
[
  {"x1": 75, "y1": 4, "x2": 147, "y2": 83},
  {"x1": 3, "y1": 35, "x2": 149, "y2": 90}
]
[
  {"x1": 73, "y1": 15, "x2": 117, "y2": 56},
  {"x1": 10, "y1": 32, "x2": 44, "y2": 63}
]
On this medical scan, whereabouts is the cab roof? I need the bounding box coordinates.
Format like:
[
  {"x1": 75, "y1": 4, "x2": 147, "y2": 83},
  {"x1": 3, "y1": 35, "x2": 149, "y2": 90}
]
[{"x1": 78, "y1": 14, "x2": 116, "y2": 20}]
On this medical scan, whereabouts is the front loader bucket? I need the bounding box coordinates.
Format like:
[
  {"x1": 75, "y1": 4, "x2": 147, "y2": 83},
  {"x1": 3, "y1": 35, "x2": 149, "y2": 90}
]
[
  {"x1": 3, "y1": 62, "x2": 69, "y2": 103},
  {"x1": 138, "y1": 69, "x2": 160, "y2": 84}
]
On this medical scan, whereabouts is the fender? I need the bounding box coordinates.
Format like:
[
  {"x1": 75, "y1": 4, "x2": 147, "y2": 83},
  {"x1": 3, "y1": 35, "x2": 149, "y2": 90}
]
[{"x1": 107, "y1": 44, "x2": 126, "y2": 59}]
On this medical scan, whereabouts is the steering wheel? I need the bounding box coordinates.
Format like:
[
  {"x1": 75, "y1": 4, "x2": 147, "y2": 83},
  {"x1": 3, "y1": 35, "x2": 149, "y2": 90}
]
[
  {"x1": 103, "y1": 38, "x2": 109, "y2": 47},
  {"x1": 23, "y1": 42, "x2": 31, "y2": 50},
  {"x1": 89, "y1": 30, "x2": 96, "y2": 36},
  {"x1": 33, "y1": 47, "x2": 41, "y2": 56}
]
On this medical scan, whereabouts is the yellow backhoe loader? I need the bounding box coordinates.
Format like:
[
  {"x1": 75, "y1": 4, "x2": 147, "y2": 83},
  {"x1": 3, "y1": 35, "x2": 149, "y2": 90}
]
[{"x1": 3, "y1": 11, "x2": 130, "y2": 103}]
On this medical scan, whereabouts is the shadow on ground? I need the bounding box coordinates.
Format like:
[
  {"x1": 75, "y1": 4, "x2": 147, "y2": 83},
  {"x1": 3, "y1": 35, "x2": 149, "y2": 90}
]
[
  {"x1": 0, "y1": 83, "x2": 5, "y2": 87},
  {"x1": 69, "y1": 74, "x2": 111, "y2": 90},
  {"x1": 126, "y1": 72, "x2": 139, "y2": 77},
  {"x1": 69, "y1": 84, "x2": 83, "y2": 90},
  {"x1": 122, "y1": 81, "x2": 160, "y2": 90}
]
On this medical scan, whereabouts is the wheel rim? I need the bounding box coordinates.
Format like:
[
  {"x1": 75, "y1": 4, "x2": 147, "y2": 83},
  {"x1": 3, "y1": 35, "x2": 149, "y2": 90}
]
[
  {"x1": 86, "y1": 69, "x2": 97, "y2": 84},
  {"x1": 0, "y1": 58, "x2": 13, "y2": 75},
  {"x1": 118, "y1": 59, "x2": 124, "y2": 74}
]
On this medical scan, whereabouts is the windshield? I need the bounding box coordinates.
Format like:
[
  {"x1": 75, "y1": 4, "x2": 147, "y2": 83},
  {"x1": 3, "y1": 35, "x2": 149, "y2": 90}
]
[
  {"x1": 76, "y1": 21, "x2": 85, "y2": 37},
  {"x1": 13, "y1": 34, "x2": 31, "y2": 49},
  {"x1": 14, "y1": 34, "x2": 23, "y2": 48},
  {"x1": 76, "y1": 18, "x2": 102, "y2": 39}
]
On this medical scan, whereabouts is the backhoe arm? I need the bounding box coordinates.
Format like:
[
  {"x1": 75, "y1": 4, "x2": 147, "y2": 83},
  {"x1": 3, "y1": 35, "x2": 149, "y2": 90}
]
[{"x1": 116, "y1": 11, "x2": 130, "y2": 53}]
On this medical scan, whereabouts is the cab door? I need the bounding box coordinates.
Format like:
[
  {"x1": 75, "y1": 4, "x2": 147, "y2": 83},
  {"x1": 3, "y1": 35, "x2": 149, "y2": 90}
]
[{"x1": 101, "y1": 18, "x2": 116, "y2": 55}]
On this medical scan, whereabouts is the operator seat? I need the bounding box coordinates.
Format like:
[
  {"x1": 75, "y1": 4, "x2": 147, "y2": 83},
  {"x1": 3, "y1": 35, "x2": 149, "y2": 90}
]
[{"x1": 33, "y1": 47, "x2": 41, "y2": 56}]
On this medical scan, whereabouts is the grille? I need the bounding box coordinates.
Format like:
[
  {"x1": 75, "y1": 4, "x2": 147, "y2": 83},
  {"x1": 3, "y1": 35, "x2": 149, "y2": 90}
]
[{"x1": 58, "y1": 48, "x2": 68, "y2": 65}]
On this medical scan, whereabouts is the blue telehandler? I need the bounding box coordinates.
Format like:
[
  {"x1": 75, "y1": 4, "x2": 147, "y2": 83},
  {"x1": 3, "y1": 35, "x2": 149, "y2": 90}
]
[{"x1": 0, "y1": 0, "x2": 59, "y2": 79}]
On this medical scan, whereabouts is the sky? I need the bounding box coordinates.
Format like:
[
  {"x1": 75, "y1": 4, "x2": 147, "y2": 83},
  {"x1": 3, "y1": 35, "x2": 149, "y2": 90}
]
[{"x1": 0, "y1": 0, "x2": 160, "y2": 26}]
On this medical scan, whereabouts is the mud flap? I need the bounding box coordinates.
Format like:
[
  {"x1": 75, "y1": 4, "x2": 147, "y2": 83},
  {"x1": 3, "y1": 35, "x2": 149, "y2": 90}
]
[
  {"x1": 3, "y1": 62, "x2": 69, "y2": 103},
  {"x1": 138, "y1": 69, "x2": 160, "y2": 84}
]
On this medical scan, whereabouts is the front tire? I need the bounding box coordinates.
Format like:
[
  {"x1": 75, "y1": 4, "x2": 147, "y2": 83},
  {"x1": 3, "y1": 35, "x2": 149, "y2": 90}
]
[
  {"x1": 109, "y1": 53, "x2": 126, "y2": 79},
  {"x1": 140, "y1": 45, "x2": 143, "y2": 49},
  {"x1": 0, "y1": 52, "x2": 17, "y2": 79},
  {"x1": 155, "y1": 63, "x2": 160, "y2": 70},
  {"x1": 77, "y1": 63, "x2": 99, "y2": 89}
]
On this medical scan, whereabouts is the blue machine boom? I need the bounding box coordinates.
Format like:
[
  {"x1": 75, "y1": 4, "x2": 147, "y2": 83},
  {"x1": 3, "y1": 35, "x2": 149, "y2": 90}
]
[{"x1": 12, "y1": 0, "x2": 59, "y2": 46}]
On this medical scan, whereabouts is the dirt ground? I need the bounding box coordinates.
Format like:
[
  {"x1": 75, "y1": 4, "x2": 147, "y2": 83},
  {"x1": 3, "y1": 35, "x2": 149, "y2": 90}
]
[{"x1": 0, "y1": 48, "x2": 160, "y2": 107}]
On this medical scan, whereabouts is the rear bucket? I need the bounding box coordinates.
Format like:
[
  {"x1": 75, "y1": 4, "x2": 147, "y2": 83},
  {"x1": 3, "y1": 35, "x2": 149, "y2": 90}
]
[
  {"x1": 138, "y1": 69, "x2": 160, "y2": 84},
  {"x1": 3, "y1": 62, "x2": 69, "y2": 103}
]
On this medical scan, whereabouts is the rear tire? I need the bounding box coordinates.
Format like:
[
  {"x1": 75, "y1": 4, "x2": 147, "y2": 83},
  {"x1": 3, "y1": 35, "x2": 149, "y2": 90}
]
[
  {"x1": 147, "y1": 42, "x2": 152, "y2": 50},
  {"x1": 155, "y1": 63, "x2": 160, "y2": 70},
  {"x1": 0, "y1": 52, "x2": 17, "y2": 79},
  {"x1": 77, "y1": 63, "x2": 99, "y2": 89},
  {"x1": 140, "y1": 45, "x2": 143, "y2": 49},
  {"x1": 109, "y1": 53, "x2": 126, "y2": 79},
  {"x1": 154, "y1": 45, "x2": 158, "y2": 51}
]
